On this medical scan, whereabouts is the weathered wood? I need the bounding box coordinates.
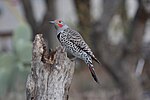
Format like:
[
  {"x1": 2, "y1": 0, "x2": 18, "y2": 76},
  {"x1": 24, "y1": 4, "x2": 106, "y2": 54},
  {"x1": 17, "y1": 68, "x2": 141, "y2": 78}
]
[{"x1": 26, "y1": 34, "x2": 75, "y2": 100}]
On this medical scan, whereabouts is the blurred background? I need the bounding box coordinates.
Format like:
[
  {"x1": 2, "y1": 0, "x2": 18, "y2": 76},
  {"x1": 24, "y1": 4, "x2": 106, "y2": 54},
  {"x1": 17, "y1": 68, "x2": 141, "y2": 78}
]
[{"x1": 0, "y1": 0, "x2": 150, "y2": 100}]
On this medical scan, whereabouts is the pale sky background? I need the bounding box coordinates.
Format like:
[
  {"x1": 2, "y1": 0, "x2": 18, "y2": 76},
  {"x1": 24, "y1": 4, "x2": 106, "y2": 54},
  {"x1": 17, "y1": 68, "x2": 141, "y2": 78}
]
[
  {"x1": 0, "y1": 0, "x2": 149, "y2": 43},
  {"x1": 0, "y1": 0, "x2": 138, "y2": 30}
]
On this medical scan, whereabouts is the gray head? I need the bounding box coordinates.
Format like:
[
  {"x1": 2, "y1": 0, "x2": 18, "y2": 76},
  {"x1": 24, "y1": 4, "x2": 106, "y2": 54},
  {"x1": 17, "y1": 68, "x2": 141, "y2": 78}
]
[{"x1": 50, "y1": 19, "x2": 68, "y2": 31}]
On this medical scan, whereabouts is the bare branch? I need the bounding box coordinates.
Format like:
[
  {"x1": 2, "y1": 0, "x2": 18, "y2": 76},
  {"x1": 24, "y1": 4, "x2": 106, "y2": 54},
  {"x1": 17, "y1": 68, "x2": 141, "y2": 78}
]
[
  {"x1": 73, "y1": 0, "x2": 91, "y2": 41},
  {"x1": 91, "y1": 0, "x2": 144, "y2": 100},
  {"x1": 21, "y1": 0, "x2": 37, "y2": 34}
]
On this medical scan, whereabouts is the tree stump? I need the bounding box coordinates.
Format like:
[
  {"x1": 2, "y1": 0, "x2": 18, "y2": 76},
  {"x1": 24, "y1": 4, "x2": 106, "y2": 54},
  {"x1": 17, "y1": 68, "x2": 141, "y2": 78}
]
[{"x1": 26, "y1": 34, "x2": 75, "y2": 100}]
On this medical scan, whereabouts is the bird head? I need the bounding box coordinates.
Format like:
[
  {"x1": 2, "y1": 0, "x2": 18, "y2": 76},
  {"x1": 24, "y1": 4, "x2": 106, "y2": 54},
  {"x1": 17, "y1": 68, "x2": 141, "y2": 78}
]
[{"x1": 50, "y1": 19, "x2": 66, "y2": 30}]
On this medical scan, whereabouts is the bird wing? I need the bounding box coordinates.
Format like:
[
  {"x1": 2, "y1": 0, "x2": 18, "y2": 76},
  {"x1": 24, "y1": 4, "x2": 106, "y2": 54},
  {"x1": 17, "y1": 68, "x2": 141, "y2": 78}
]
[{"x1": 65, "y1": 28, "x2": 100, "y2": 64}]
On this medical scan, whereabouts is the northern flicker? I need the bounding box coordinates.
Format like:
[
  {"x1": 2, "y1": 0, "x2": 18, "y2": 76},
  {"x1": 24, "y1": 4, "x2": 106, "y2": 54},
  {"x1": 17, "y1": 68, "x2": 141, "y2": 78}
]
[{"x1": 50, "y1": 19, "x2": 100, "y2": 83}]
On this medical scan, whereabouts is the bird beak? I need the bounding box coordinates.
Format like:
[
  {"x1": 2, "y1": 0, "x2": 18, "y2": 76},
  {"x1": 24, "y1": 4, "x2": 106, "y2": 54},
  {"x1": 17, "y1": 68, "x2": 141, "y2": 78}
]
[{"x1": 49, "y1": 21, "x2": 55, "y2": 24}]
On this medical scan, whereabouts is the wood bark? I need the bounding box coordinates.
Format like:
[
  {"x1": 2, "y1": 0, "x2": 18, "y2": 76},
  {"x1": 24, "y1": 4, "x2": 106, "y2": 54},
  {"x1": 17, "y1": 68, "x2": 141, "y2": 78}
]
[{"x1": 26, "y1": 34, "x2": 75, "y2": 100}]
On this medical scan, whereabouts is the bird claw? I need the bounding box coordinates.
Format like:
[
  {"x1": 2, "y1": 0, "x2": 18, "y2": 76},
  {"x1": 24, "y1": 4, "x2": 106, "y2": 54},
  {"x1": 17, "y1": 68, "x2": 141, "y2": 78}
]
[
  {"x1": 70, "y1": 57, "x2": 77, "y2": 61},
  {"x1": 61, "y1": 46, "x2": 66, "y2": 53}
]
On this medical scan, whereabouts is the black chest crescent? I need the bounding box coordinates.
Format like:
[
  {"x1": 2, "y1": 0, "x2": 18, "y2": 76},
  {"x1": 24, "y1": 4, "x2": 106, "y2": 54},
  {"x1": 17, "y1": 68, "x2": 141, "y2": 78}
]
[{"x1": 57, "y1": 32, "x2": 61, "y2": 41}]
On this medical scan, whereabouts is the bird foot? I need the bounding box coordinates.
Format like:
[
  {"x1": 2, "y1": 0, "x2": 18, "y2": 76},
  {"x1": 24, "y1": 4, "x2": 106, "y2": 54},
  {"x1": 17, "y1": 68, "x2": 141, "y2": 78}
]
[
  {"x1": 70, "y1": 57, "x2": 77, "y2": 61},
  {"x1": 61, "y1": 46, "x2": 66, "y2": 53}
]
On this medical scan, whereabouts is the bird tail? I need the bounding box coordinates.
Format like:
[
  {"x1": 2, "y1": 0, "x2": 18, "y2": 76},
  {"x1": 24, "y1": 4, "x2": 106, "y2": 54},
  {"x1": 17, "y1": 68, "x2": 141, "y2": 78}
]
[
  {"x1": 91, "y1": 56, "x2": 101, "y2": 64},
  {"x1": 88, "y1": 64, "x2": 100, "y2": 84}
]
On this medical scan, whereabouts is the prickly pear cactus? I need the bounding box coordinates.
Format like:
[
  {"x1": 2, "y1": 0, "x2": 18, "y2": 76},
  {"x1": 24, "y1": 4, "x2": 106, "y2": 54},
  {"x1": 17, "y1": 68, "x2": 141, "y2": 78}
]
[{"x1": 0, "y1": 23, "x2": 32, "y2": 96}]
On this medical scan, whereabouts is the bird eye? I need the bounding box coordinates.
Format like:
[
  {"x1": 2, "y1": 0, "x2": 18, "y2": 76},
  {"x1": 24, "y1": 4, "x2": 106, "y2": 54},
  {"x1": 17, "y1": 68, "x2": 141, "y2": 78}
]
[{"x1": 58, "y1": 21, "x2": 61, "y2": 23}]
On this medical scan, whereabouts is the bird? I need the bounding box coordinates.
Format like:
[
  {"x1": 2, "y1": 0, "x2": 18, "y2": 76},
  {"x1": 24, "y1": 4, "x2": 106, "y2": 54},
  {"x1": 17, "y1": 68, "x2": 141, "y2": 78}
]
[{"x1": 50, "y1": 19, "x2": 100, "y2": 83}]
